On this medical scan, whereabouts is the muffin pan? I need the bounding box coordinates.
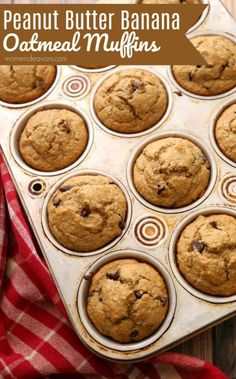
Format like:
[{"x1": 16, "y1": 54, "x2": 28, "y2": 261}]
[{"x1": 0, "y1": 0, "x2": 236, "y2": 362}]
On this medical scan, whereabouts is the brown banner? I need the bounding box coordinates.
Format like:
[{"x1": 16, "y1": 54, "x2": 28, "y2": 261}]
[{"x1": 0, "y1": 4, "x2": 207, "y2": 65}]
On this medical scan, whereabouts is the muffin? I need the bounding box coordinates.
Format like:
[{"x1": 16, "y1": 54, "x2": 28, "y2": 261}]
[
  {"x1": 133, "y1": 137, "x2": 210, "y2": 208},
  {"x1": 47, "y1": 175, "x2": 127, "y2": 252},
  {"x1": 177, "y1": 214, "x2": 236, "y2": 296},
  {"x1": 94, "y1": 69, "x2": 168, "y2": 134},
  {"x1": 172, "y1": 36, "x2": 236, "y2": 96},
  {"x1": 19, "y1": 109, "x2": 88, "y2": 172},
  {"x1": 141, "y1": 0, "x2": 201, "y2": 3},
  {"x1": 0, "y1": 65, "x2": 56, "y2": 104},
  {"x1": 87, "y1": 258, "x2": 168, "y2": 343},
  {"x1": 215, "y1": 103, "x2": 236, "y2": 163}
]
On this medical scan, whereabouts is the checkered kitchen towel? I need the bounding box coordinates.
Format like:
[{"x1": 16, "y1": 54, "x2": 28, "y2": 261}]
[{"x1": 0, "y1": 154, "x2": 230, "y2": 379}]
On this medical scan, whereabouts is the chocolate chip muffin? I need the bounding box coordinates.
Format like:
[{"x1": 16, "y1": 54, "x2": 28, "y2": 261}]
[
  {"x1": 87, "y1": 258, "x2": 168, "y2": 343},
  {"x1": 142, "y1": 0, "x2": 200, "y2": 3},
  {"x1": 19, "y1": 109, "x2": 88, "y2": 172},
  {"x1": 172, "y1": 36, "x2": 236, "y2": 96},
  {"x1": 177, "y1": 214, "x2": 236, "y2": 296},
  {"x1": 133, "y1": 137, "x2": 210, "y2": 208},
  {"x1": 215, "y1": 103, "x2": 236, "y2": 163},
  {"x1": 94, "y1": 69, "x2": 168, "y2": 134},
  {"x1": 0, "y1": 65, "x2": 56, "y2": 104},
  {"x1": 47, "y1": 175, "x2": 127, "y2": 252}
]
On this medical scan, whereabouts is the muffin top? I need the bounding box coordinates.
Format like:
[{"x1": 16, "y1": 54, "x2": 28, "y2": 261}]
[
  {"x1": 177, "y1": 214, "x2": 236, "y2": 296},
  {"x1": 215, "y1": 103, "x2": 236, "y2": 163},
  {"x1": 142, "y1": 0, "x2": 201, "y2": 3},
  {"x1": 87, "y1": 258, "x2": 168, "y2": 343},
  {"x1": 172, "y1": 36, "x2": 236, "y2": 96},
  {"x1": 47, "y1": 175, "x2": 127, "y2": 252},
  {"x1": 94, "y1": 69, "x2": 168, "y2": 134},
  {"x1": 133, "y1": 137, "x2": 210, "y2": 208},
  {"x1": 19, "y1": 109, "x2": 88, "y2": 172},
  {"x1": 0, "y1": 65, "x2": 56, "y2": 104}
]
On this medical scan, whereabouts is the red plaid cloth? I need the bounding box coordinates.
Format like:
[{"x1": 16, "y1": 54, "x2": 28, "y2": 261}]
[{"x1": 0, "y1": 154, "x2": 230, "y2": 379}]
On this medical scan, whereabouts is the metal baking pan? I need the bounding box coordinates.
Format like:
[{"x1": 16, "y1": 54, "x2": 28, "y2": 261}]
[{"x1": 0, "y1": 0, "x2": 236, "y2": 362}]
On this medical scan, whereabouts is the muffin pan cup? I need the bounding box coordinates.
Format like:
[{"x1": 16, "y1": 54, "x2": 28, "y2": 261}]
[
  {"x1": 0, "y1": 0, "x2": 236, "y2": 362},
  {"x1": 10, "y1": 100, "x2": 94, "y2": 177},
  {"x1": 0, "y1": 66, "x2": 61, "y2": 109},
  {"x1": 169, "y1": 206, "x2": 236, "y2": 304},
  {"x1": 167, "y1": 30, "x2": 236, "y2": 101},
  {"x1": 209, "y1": 98, "x2": 236, "y2": 168},
  {"x1": 90, "y1": 66, "x2": 174, "y2": 138},
  {"x1": 41, "y1": 169, "x2": 132, "y2": 257},
  {"x1": 77, "y1": 249, "x2": 177, "y2": 352},
  {"x1": 126, "y1": 130, "x2": 217, "y2": 214}
]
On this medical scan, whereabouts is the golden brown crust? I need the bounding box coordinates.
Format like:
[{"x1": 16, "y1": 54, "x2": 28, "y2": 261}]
[
  {"x1": 47, "y1": 175, "x2": 127, "y2": 252},
  {"x1": 177, "y1": 214, "x2": 236, "y2": 296},
  {"x1": 19, "y1": 109, "x2": 88, "y2": 172},
  {"x1": 87, "y1": 258, "x2": 168, "y2": 343},
  {"x1": 0, "y1": 65, "x2": 56, "y2": 104},
  {"x1": 133, "y1": 137, "x2": 210, "y2": 208},
  {"x1": 94, "y1": 69, "x2": 168, "y2": 134},
  {"x1": 172, "y1": 36, "x2": 236, "y2": 96},
  {"x1": 215, "y1": 103, "x2": 236, "y2": 162}
]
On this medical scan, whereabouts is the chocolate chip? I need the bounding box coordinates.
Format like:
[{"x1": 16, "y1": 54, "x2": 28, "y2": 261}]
[
  {"x1": 88, "y1": 291, "x2": 95, "y2": 298},
  {"x1": 60, "y1": 185, "x2": 73, "y2": 193},
  {"x1": 156, "y1": 296, "x2": 167, "y2": 305},
  {"x1": 53, "y1": 198, "x2": 61, "y2": 207},
  {"x1": 200, "y1": 156, "x2": 207, "y2": 164},
  {"x1": 119, "y1": 218, "x2": 125, "y2": 230},
  {"x1": 130, "y1": 330, "x2": 139, "y2": 339},
  {"x1": 106, "y1": 271, "x2": 120, "y2": 281},
  {"x1": 132, "y1": 82, "x2": 141, "y2": 91},
  {"x1": 210, "y1": 221, "x2": 218, "y2": 229},
  {"x1": 157, "y1": 184, "x2": 166, "y2": 195},
  {"x1": 59, "y1": 120, "x2": 70, "y2": 132},
  {"x1": 134, "y1": 291, "x2": 143, "y2": 299},
  {"x1": 196, "y1": 65, "x2": 201, "y2": 68},
  {"x1": 36, "y1": 78, "x2": 45, "y2": 87},
  {"x1": 81, "y1": 206, "x2": 91, "y2": 217},
  {"x1": 192, "y1": 240, "x2": 205, "y2": 253}
]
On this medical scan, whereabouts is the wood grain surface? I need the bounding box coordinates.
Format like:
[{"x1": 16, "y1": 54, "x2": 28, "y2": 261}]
[{"x1": 0, "y1": 0, "x2": 236, "y2": 378}]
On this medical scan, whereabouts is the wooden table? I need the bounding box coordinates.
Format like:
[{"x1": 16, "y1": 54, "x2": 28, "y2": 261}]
[{"x1": 1, "y1": 0, "x2": 236, "y2": 377}]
